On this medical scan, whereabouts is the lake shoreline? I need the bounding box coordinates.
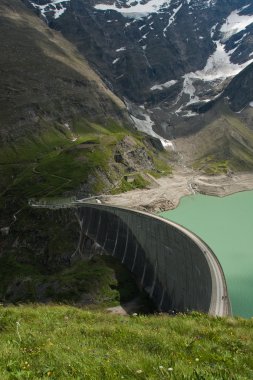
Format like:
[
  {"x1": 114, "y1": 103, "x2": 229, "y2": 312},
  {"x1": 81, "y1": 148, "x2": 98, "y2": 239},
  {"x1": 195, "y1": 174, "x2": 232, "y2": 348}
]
[{"x1": 103, "y1": 170, "x2": 253, "y2": 213}]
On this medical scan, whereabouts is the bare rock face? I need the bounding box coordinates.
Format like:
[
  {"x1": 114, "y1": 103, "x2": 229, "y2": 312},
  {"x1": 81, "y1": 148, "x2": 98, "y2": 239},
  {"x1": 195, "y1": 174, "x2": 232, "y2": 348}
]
[{"x1": 115, "y1": 136, "x2": 155, "y2": 171}]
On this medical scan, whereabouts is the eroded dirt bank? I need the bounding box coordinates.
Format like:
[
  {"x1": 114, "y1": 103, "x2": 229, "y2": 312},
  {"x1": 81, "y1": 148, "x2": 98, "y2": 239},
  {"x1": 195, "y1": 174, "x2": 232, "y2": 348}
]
[{"x1": 102, "y1": 170, "x2": 253, "y2": 212}]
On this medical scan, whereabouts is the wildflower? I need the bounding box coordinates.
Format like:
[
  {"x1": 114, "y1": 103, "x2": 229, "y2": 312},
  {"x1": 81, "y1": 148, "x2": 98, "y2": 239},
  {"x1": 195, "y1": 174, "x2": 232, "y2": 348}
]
[
  {"x1": 195, "y1": 358, "x2": 199, "y2": 362},
  {"x1": 168, "y1": 368, "x2": 173, "y2": 371},
  {"x1": 47, "y1": 372, "x2": 52, "y2": 377},
  {"x1": 23, "y1": 361, "x2": 30, "y2": 369},
  {"x1": 159, "y1": 366, "x2": 164, "y2": 369},
  {"x1": 136, "y1": 369, "x2": 143, "y2": 374}
]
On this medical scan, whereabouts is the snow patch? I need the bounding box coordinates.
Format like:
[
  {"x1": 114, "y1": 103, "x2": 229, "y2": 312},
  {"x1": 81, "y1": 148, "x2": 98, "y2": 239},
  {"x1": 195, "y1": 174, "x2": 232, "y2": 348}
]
[
  {"x1": 163, "y1": 3, "x2": 182, "y2": 36},
  {"x1": 193, "y1": 41, "x2": 253, "y2": 81},
  {"x1": 116, "y1": 47, "x2": 126, "y2": 52},
  {"x1": 220, "y1": 8, "x2": 253, "y2": 42},
  {"x1": 210, "y1": 23, "x2": 218, "y2": 38},
  {"x1": 130, "y1": 112, "x2": 174, "y2": 149},
  {"x1": 179, "y1": 75, "x2": 200, "y2": 107},
  {"x1": 30, "y1": 0, "x2": 70, "y2": 19},
  {"x1": 175, "y1": 7, "x2": 253, "y2": 111},
  {"x1": 95, "y1": 0, "x2": 173, "y2": 19},
  {"x1": 183, "y1": 111, "x2": 199, "y2": 118},
  {"x1": 151, "y1": 80, "x2": 177, "y2": 91},
  {"x1": 250, "y1": 101, "x2": 253, "y2": 107},
  {"x1": 112, "y1": 58, "x2": 120, "y2": 64}
]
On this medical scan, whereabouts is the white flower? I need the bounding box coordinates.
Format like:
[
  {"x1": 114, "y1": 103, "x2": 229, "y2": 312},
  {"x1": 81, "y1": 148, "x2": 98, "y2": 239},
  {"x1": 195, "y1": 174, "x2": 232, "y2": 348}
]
[{"x1": 168, "y1": 367, "x2": 173, "y2": 371}]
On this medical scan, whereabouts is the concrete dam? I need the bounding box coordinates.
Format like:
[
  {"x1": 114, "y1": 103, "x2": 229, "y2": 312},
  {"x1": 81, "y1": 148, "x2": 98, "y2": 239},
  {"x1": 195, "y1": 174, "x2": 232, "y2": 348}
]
[{"x1": 76, "y1": 204, "x2": 231, "y2": 316}]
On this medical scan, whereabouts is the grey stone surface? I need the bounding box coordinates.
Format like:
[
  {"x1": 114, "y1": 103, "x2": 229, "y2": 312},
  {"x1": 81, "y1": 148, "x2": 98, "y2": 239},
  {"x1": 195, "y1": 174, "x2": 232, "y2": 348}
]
[{"x1": 77, "y1": 205, "x2": 216, "y2": 314}]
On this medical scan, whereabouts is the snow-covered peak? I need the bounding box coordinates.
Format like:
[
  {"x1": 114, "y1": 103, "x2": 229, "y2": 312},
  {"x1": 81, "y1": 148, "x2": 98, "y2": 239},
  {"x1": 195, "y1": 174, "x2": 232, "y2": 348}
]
[{"x1": 29, "y1": 0, "x2": 70, "y2": 20}]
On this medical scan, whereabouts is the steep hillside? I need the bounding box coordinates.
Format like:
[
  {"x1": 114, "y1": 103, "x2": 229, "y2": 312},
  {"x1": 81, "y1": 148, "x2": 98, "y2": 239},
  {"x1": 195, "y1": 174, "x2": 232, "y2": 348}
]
[
  {"x1": 175, "y1": 105, "x2": 253, "y2": 174},
  {"x1": 0, "y1": 0, "x2": 128, "y2": 143},
  {"x1": 222, "y1": 62, "x2": 253, "y2": 113},
  {"x1": 0, "y1": 0, "x2": 172, "y2": 226}
]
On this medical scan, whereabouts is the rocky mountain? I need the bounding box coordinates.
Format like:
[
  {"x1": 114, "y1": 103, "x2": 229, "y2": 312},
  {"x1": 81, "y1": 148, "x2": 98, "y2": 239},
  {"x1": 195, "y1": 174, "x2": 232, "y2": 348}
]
[
  {"x1": 24, "y1": 0, "x2": 253, "y2": 138},
  {"x1": 0, "y1": 0, "x2": 172, "y2": 226}
]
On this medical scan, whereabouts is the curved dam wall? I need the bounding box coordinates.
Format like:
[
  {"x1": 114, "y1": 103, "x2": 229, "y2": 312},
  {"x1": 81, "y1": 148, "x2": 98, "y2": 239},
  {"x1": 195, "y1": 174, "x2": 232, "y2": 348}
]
[{"x1": 77, "y1": 205, "x2": 214, "y2": 314}]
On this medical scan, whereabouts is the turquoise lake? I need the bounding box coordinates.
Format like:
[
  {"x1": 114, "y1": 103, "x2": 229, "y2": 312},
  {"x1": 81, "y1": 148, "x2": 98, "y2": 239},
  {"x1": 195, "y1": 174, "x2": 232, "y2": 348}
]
[{"x1": 160, "y1": 191, "x2": 253, "y2": 318}]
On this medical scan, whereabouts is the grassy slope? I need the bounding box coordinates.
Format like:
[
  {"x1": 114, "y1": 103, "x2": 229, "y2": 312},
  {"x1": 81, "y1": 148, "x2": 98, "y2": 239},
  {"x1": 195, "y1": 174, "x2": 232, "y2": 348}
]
[
  {"x1": 176, "y1": 105, "x2": 253, "y2": 174},
  {"x1": 0, "y1": 305, "x2": 252, "y2": 379},
  {"x1": 0, "y1": 120, "x2": 171, "y2": 216}
]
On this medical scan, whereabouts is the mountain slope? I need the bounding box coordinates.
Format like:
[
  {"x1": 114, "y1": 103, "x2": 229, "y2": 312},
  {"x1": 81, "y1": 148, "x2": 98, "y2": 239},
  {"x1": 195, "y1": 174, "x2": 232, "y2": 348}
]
[
  {"x1": 175, "y1": 105, "x2": 253, "y2": 174},
  {"x1": 222, "y1": 62, "x2": 253, "y2": 113},
  {"x1": 0, "y1": 0, "x2": 128, "y2": 144},
  {"x1": 24, "y1": 0, "x2": 253, "y2": 138},
  {"x1": 0, "y1": 0, "x2": 172, "y2": 226}
]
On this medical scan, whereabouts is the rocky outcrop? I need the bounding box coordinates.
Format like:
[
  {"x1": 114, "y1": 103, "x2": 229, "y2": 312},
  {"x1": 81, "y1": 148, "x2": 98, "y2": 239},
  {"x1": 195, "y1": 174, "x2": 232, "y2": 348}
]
[{"x1": 114, "y1": 136, "x2": 155, "y2": 172}]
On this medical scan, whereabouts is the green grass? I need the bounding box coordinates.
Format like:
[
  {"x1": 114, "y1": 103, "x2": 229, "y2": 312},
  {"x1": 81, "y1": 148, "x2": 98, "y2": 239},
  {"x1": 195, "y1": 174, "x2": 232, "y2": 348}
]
[
  {"x1": 111, "y1": 174, "x2": 150, "y2": 194},
  {"x1": 0, "y1": 306, "x2": 252, "y2": 379},
  {"x1": 193, "y1": 157, "x2": 229, "y2": 175},
  {"x1": 0, "y1": 121, "x2": 123, "y2": 206},
  {"x1": 0, "y1": 118, "x2": 172, "y2": 217}
]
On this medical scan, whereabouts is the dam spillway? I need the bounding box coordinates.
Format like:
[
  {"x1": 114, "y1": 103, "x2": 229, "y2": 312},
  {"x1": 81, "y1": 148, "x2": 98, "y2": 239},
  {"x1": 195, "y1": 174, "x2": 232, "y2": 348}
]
[{"x1": 76, "y1": 204, "x2": 231, "y2": 316}]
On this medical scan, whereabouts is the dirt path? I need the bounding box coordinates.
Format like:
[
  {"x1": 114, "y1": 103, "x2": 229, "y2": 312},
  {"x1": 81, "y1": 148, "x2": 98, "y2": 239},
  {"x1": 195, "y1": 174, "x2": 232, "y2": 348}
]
[{"x1": 102, "y1": 170, "x2": 253, "y2": 212}]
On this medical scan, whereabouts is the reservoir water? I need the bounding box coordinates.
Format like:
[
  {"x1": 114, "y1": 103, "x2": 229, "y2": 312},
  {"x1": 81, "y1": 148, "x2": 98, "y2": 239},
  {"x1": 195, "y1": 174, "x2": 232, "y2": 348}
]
[{"x1": 160, "y1": 191, "x2": 253, "y2": 318}]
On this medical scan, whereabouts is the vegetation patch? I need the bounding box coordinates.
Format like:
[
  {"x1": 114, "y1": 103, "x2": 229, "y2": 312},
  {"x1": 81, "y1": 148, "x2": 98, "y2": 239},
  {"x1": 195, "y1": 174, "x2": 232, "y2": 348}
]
[
  {"x1": 0, "y1": 306, "x2": 252, "y2": 379},
  {"x1": 0, "y1": 252, "x2": 145, "y2": 307},
  {"x1": 193, "y1": 157, "x2": 230, "y2": 175},
  {"x1": 0, "y1": 119, "x2": 172, "y2": 221},
  {"x1": 111, "y1": 174, "x2": 150, "y2": 194}
]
